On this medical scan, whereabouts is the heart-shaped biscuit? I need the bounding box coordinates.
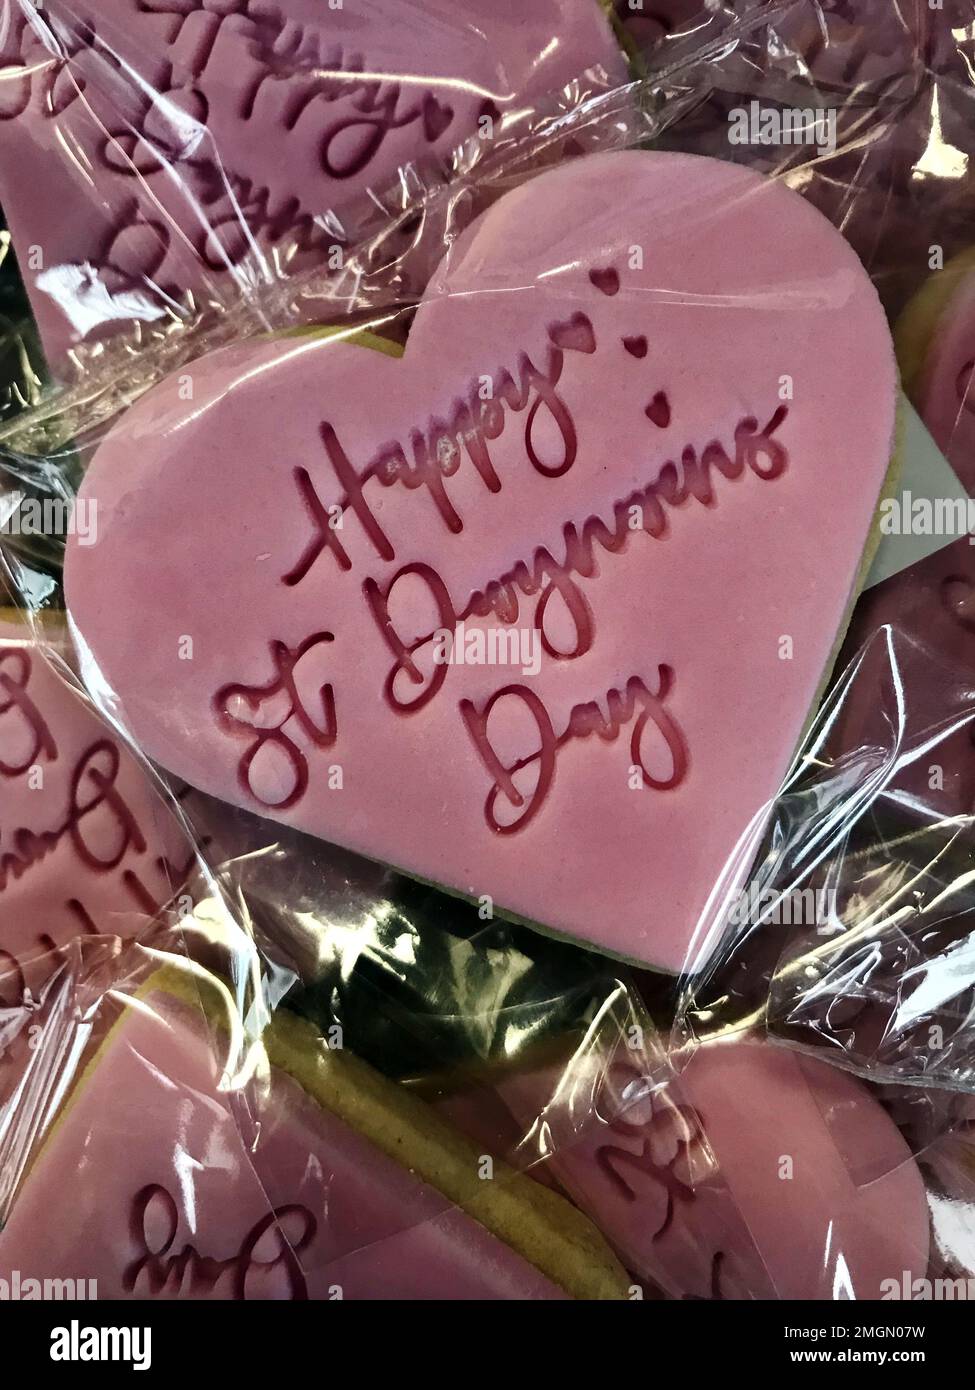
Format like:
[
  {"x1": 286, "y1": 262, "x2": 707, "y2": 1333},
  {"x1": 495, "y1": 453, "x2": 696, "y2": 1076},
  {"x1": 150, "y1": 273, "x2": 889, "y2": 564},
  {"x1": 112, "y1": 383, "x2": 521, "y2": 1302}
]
[
  {"x1": 0, "y1": 0, "x2": 625, "y2": 360},
  {"x1": 0, "y1": 974, "x2": 628, "y2": 1299},
  {"x1": 66, "y1": 150, "x2": 897, "y2": 971},
  {"x1": 497, "y1": 1035, "x2": 930, "y2": 1300},
  {"x1": 0, "y1": 619, "x2": 193, "y2": 1009}
]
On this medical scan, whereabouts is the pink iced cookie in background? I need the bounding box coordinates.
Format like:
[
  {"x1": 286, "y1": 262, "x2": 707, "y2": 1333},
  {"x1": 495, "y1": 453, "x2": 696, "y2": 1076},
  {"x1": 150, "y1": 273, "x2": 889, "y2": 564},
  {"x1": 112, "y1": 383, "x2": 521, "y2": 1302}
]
[
  {"x1": 0, "y1": 619, "x2": 194, "y2": 1008},
  {"x1": 64, "y1": 149, "x2": 897, "y2": 974},
  {"x1": 832, "y1": 251, "x2": 975, "y2": 822},
  {"x1": 0, "y1": 0, "x2": 627, "y2": 364},
  {"x1": 832, "y1": 542, "x2": 975, "y2": 823},
  {"x1": 499, "y1": 1037, "x2": 931, "y2": 1300},
  {"x1": 0, "y1": 984, "x2": 629, "y2": 1299}
]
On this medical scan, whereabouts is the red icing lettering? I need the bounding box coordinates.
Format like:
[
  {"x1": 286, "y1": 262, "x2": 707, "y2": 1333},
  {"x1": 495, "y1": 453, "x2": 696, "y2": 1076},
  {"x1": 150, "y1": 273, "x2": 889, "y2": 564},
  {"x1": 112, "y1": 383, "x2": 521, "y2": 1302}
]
[
  {"x1": 0, "y1": 739, "x2": 148, "y2": 890},
  {"x1": 214, "y1": 633, "x2": 338, "y2": 809},
  {"x1": 459, "y1": 668, "x2": 688, "y2": 835},
  {"x1": 367, "y1": 407, "x2": 789, "y2": 702},
  {"x1": 282, "y1": 333, "x2": 589, "y2": 586},
  {"x1": 0, "y1": 651, "x2": 57, "y2": 777},
  {"x1": 125, "y1": 1183, "x2": 316, "y2": 1300}
]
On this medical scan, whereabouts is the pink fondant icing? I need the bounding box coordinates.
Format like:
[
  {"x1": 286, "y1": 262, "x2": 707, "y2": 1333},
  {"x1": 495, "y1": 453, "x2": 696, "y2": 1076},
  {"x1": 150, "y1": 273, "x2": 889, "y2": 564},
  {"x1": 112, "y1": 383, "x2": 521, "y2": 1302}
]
[
  {"x1": 0, "y1": 0, "x2": 626, "y2": 362},
  {"x1": 64, "y1": 150, "x2": 897, "y2": 972},
  {"x1": 0, "y1": 990, "x2": 567, "y2": 1299},
  {"x1": 499, "y1": 1037, "x2": 931, "y2": 1300},
  {"x1": 0, "y1": 622, "x2": 193, "y2": 1009}
]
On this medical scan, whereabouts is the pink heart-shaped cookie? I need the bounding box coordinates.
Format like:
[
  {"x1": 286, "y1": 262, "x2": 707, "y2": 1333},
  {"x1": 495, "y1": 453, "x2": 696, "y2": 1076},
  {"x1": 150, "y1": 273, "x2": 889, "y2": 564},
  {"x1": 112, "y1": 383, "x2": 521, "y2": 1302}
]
[
  {"x1": 497, "y1": 1035, "x2": 930, "y2": 1300},
  {"x1": 65, "y1": 150, "x2": 897, "y2": 972},
  {"x1": 0, "y1": 0, "x2": 626, "y2": 361},
  {"x1": 0, "y1": 977, "x2": 631, "y2": 1299},
  {"x1": 0, "y1": 620, "x2": 193, "y2": 1008}
]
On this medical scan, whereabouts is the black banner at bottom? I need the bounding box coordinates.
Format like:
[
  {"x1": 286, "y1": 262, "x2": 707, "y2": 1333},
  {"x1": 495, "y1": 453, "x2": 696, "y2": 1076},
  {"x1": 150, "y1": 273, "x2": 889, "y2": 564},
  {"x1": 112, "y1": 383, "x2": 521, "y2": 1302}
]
[{"x1": 1, "y1": 1297, "x2": 966, "y2": 1375}]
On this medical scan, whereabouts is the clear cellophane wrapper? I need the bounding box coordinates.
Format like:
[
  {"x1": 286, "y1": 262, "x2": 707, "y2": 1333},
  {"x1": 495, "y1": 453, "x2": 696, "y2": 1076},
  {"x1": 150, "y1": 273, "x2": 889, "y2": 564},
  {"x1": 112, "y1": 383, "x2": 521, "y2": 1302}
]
[{"x1": 2, "y1": 1, "x2": 975, "y2": 1301}]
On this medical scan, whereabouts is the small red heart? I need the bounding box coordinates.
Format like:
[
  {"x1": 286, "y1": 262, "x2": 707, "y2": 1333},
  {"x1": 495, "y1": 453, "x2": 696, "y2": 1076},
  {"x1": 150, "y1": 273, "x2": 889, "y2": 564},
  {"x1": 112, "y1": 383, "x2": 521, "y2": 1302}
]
[
  {"x1": 589, "y1": 266, "x2": 620, "y2": 296},
  {"x1": 548, "y1": 313, "x2": 597, "y2": 355},
  {"x1": 623, "y1": 335, "x2": 648, "y2": 358},
  {"x1": 422, "y1": 93, "x2": 454, "y2": 143},
  {"x1": 645, "y1": 391, "x2": 671, "y2": 428}
]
